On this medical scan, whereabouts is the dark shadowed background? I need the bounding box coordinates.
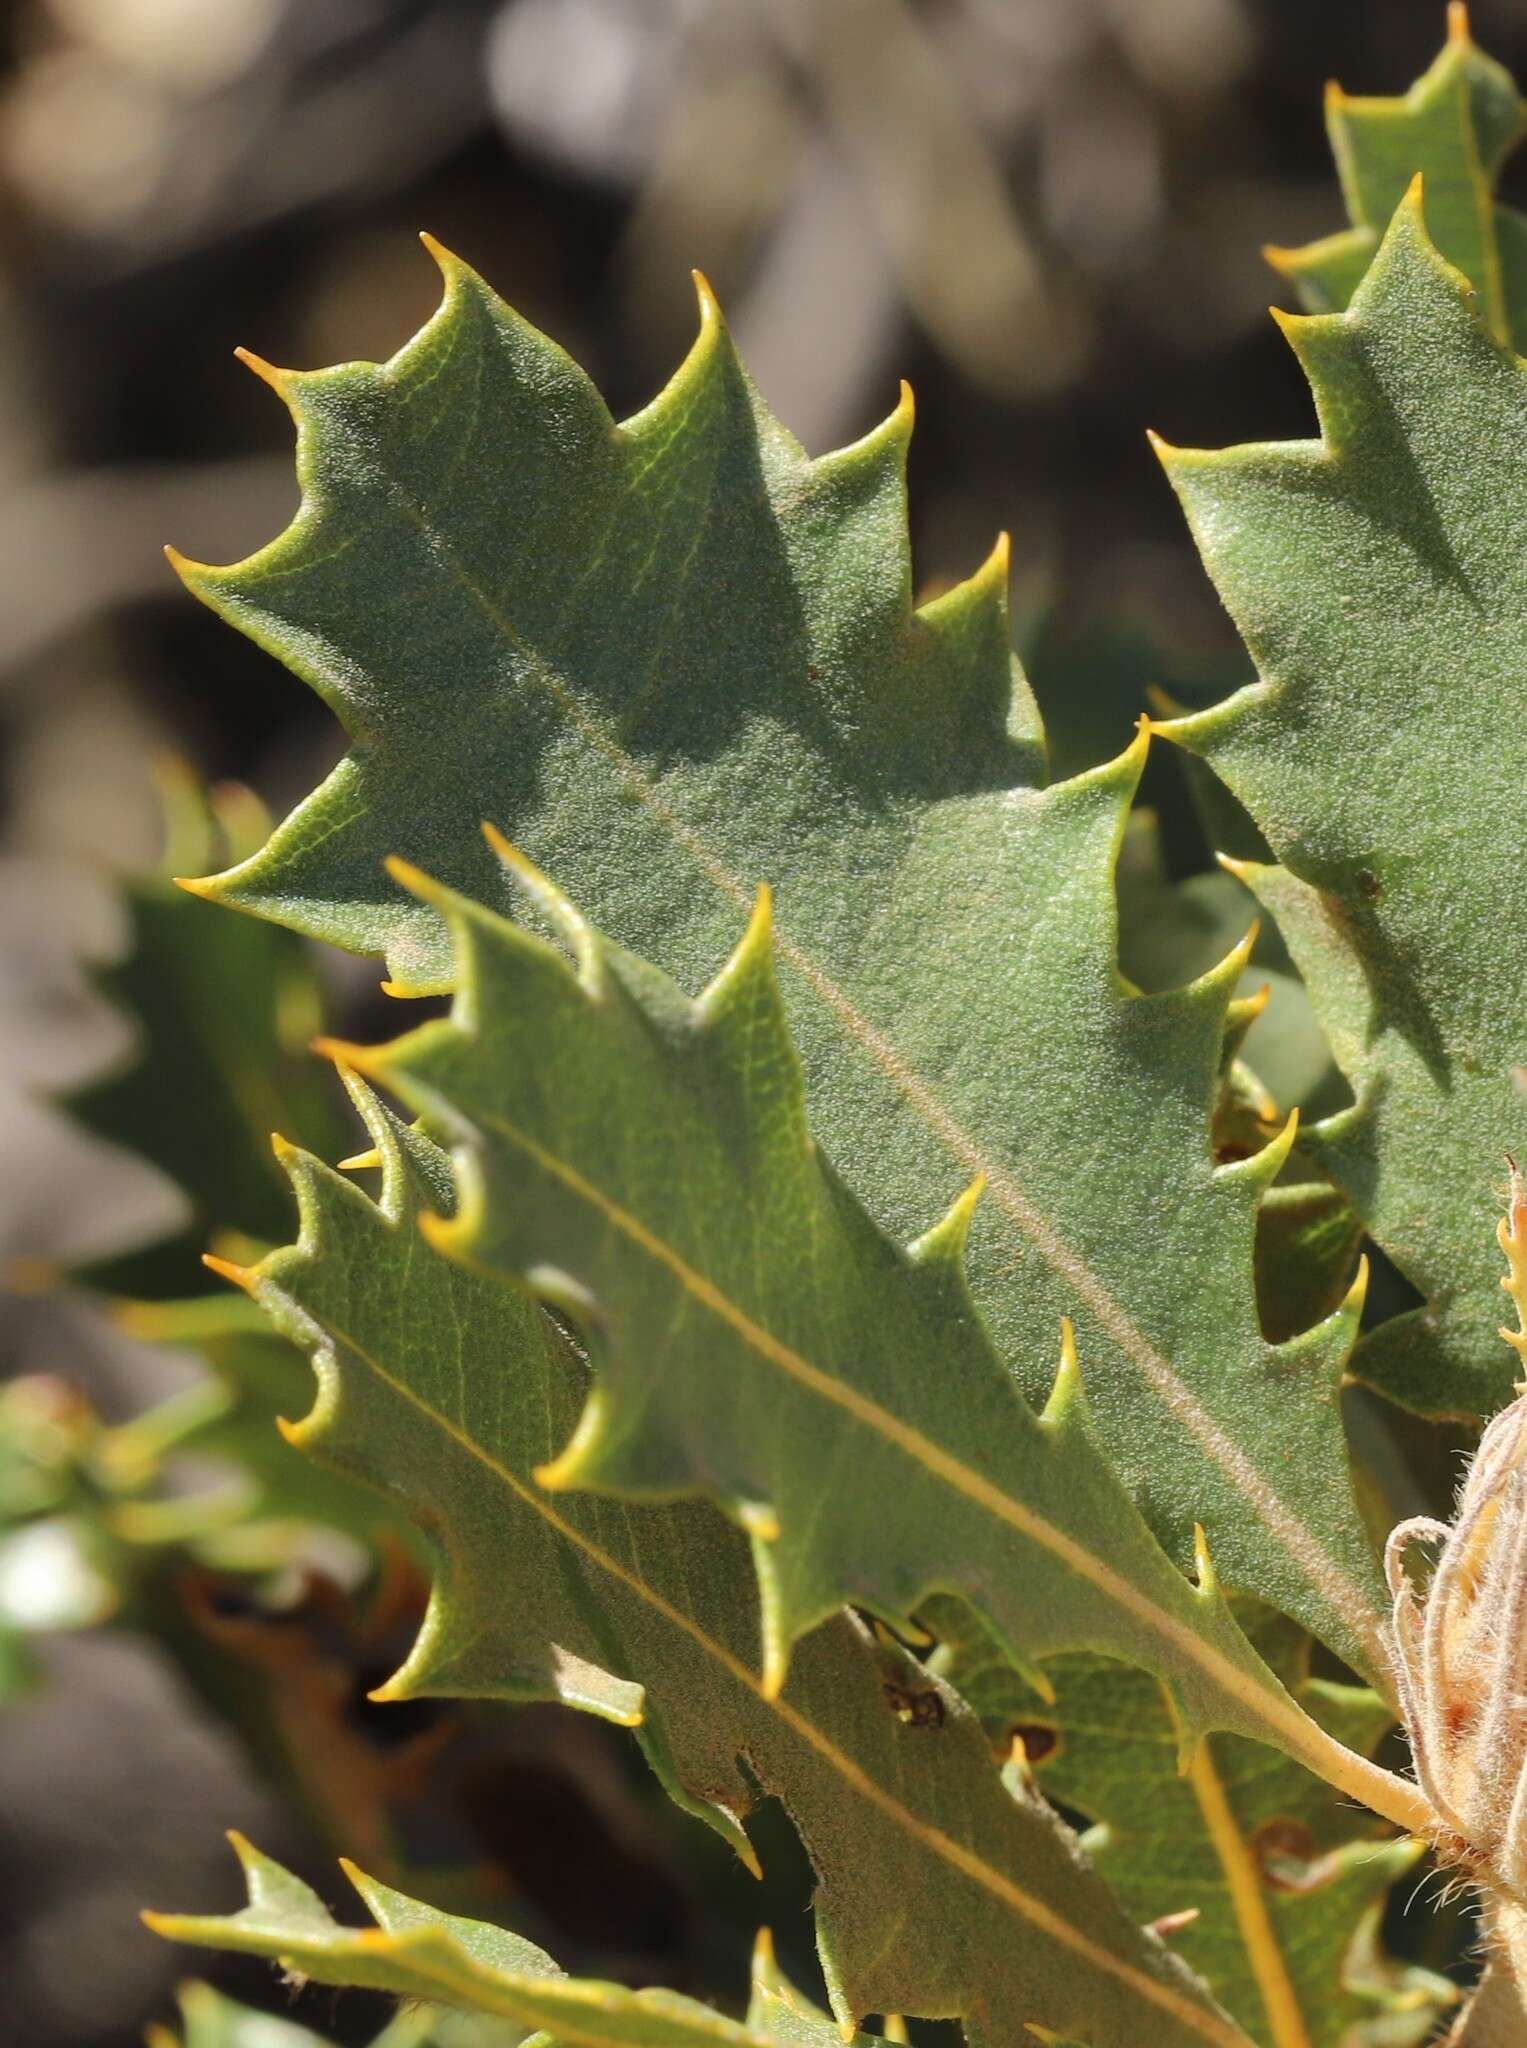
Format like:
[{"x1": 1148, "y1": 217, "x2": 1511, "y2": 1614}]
[{"x1": 0, "y1": 3, "x2": 1516, "y2": 2043}]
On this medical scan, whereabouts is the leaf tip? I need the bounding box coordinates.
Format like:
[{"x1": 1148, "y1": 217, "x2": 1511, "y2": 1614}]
[
  {"x1": 202, "y1": 1252, "x2": 255, "y2": 1295},
  {"x1": 911, "y1": 1174, "x2": 985, "y2": 1267},
  {"x1": 738, "y1": 1499, "x2": 782, "y2": 1543},
  {"x1": 269, "y1": 1130, "x2": 298, "y2": 1165},
  {"x1": 1262, "y1": 241, "x2": 1298, "y2": 280},
  {"x1": 383, "y1": 852, "x2": 447, "y2": 908},
  {"x1": 162, "y1": 542, "x2": 209, "y2": 583},
  {"x1": 232, "y1": 345, "x2": 297, "y2": 397},
  {"x1": 759, "y1": 1634, "x2": 791, "y2": 1702},
  {"x1": 691, "y1": 267, "x2": 725, "y2": 331},
  {"x1": 1215, "y1": 849, "x2": 1259, "y2": 886},
  {"x1": 1448, "y1": 0, "x2": 1471, "y2": 47},
  {"x1": 1343, "y1": 1251, "x2": 1371, "y2": 1321},
  {"x1": 311, "y1": 1033, "x2": 373, "y2": 1076},
  {"x1": 1042, "y1": 1317, "x2": 1084, "y2": 1424},
  {"x1": 419, "y1": 229, "x2": 465, "y2": 277},
  {"x1": 1192, "y1": 1521, "x2": 1219, "y2": 1596},
  {"x1": 482, "y1": 822, "x2": 590, "y2": 952},
  {"x1": 171, "y1": 870, "x2": 218, "y2": 901},
  {"x1": 338, "y1": 1148, "x2": 383, "y2": 1172},
  {"x1": 417, "y1": 1210, "x2": 458, "y2": 1258}
]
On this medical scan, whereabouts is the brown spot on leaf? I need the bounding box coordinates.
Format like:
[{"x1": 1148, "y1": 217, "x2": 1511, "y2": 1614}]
[
  {"x1": 1008, "y1": 1722, "x2": 1058, "y2": 1764},
  {"x1": 882, "y1": 1681, "x2": 945, "y2": 1728}
]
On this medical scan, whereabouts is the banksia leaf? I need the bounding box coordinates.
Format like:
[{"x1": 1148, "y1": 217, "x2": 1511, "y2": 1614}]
[
  {"x1": 1269, "y1": 7, "x2": 1527, "y2": 347},
  {"x1": 64, "y1": 768, "x2": 344, "y2": 1299},
  {"x1": 930, "y1": 1600, "x2": 1453, "y2": 2048},
  {"x1": 165, "y1": 247, "x2": 1383, "y2": 1669},
  {"x1": 330, "y1": 857, "x2": 1428, "y2": 1849},
  {"x1": 1158, "y1": 182, "x2": 1527, "y2": 1418},
  {"x1": 234, "y1": 1074, "x2": 1242, "y2": 2047},
  {"x1": 147, "y1": 1837, "x2": 899, "y2": 2047}
]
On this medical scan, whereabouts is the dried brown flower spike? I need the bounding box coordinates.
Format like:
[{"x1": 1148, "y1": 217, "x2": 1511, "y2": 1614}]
[{"x1": 1386, "y1": 1161, "x2": 1527, "y2": 1969}]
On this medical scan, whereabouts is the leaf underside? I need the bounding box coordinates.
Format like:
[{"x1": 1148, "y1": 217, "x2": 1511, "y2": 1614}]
[
  {"x1": 243, "y1": 1073, "x2": 1243, "y2": 2048},
  {"x1": 171, "y1": 237, "x2": 1383, "y2": 1672}
]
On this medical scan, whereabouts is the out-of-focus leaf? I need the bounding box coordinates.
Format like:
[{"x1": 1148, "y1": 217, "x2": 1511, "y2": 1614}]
[
  {"x1": 1269, "y1": 9, "x2": 1527, "y2": 347},
  {"x1": 64, "y1": 770, "x2": 345, "y2": 1299}
]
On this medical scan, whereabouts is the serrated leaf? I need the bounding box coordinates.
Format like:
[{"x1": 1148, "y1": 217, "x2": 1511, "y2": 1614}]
[
  {"x1": 64, "y1": 773, "x2": 344, "y2": 1298},
  {"x1": 110, "y1": 1291, "x2": 403, "y2": 1558},
  {"x1": 149, "y1": 1836, "x2": 885, "y2": 2048},
  {"x1": 1158, "y1": 183, "x2": 1527, "y2": 1419},
  {"x1": 328, "y1": 856, "x2": 1430, "y2": 1863},
  {"x1": 237, "y1": 1074, "x2": 1244, "y2": 2048},
  {"x1": 166, "y1": 244, "x2": 1386, "y2": 1672},
  {"x1": 929, "y1": 1602, "x2": 1453, "y2": 2048},
  {"x1": 1269, "y1": 8, "x2": 1527, "y2": 348},
  {"x1": 150, "y1": 1977, "x2": 343, "y2": 2048}
]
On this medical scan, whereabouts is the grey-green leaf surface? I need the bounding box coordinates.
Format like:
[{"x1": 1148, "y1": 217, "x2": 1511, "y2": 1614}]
[
  {"x1": 236, "y1": 1075, "x2": 1240, "y2": 2048},
  {"x1": 1159, "y1": 184, "x2": 1527, "y2": 1418},
  {"x1": 1269, "y1": 10, "x2": 1527, "y2": 348},
  {"x1": 167, "y1": 241, "x2": 1384, "y2": 1672},
  {"x1": 335, "y1": 855, "x2": 1427, "y2": 1850}
]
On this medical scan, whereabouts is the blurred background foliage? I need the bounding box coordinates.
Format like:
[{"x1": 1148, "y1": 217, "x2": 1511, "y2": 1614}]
[{"x1": 2, "y1": 3, "x2": 1523, "y2": 2043}]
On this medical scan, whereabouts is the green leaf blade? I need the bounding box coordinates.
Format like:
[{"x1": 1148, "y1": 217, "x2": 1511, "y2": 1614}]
[
  {"x1": 166, "y1": 244, "x2": 1389, "y2": 1672},
  {"x1": 342, "y1": 861, "x2": 1427, "y2": 1852},
  {"x1": 1160, "y1": 183, "x2": 1527, "y2": 1417},
  {"x1": 245, "y1": 1075, "x2": 1244, "y2": 2048}
]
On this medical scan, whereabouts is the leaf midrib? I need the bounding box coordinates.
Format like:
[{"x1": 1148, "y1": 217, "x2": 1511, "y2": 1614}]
[
  {"x1": 372, "y1": 468, "x2": 1386, "y2": 1674},
  {"x1": 285, "y1": 1287, "x2": 1252, "y2": 2048},
  {"x1": 409, "y1": 1091, "x2": 1425, "y2": 1842}
]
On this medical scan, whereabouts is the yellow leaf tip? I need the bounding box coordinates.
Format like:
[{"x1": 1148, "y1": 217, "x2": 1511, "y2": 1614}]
[
  {"x1": 419, "y1": 229, "x2": 464, "y2": 275},
  {"x1": 383, "y1": 852, "x2": 436, "y2": 897},
  {"x1": 1448, "y1": 1, "x2": 1471, "y2": 46},
  {"x1": 480, "y1": 819, "x2": 543, "y2": 882},
  {"x1": 532, "y1": 1452, "x2": 575, "y2": 1493},
  {"x1": 338, "y1": 1148, "x2": 383, "y2": 1172},
  {"x1": 269, "y1": 1130, "x2": 298, "y2": 1164},
  {"x1": 692, "y1": 268, "x2": 724, "y2": 327},
  {"x1": 418, "y1": 1210, "x2": 455, "y2": 1256},
  {"x1": 171, "y1": 871, "x2": 218, "y2": 900},
  {"x1": 311, "y1": 1033, "x2": 370, "y2": 1073},
  {"x1": 738, "y1": 1499, "x2": 782, "y2": 1543},
  {"x1": 232, "y1": 346, "x2": 295, "y2": 395},
  {"x1": 202, "y1": 1252, "x2": 255, "y2": 1294},
  {"x1": 1193, "y1": 1521, "x2": 1218, "y2": 1592}
]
